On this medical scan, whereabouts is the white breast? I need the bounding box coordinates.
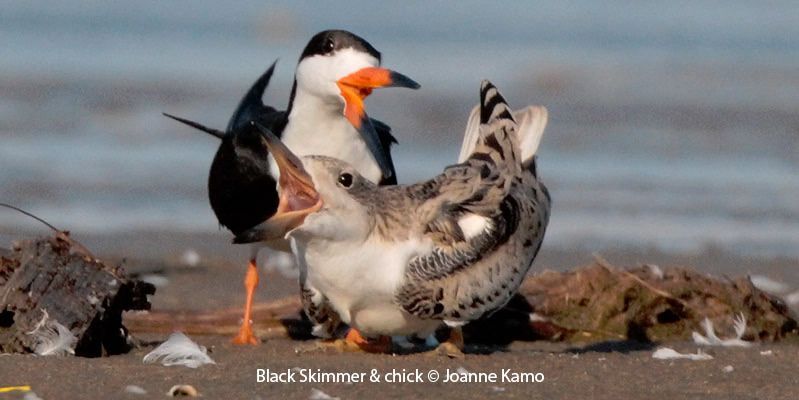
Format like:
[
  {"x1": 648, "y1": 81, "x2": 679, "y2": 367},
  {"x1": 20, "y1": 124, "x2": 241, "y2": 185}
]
[
  {"x1": 272, "y1": 90, "x2": 383, "y2": 184},
  {"x1": 296, "y1": 235, "x2": 439, "y2": 337}
]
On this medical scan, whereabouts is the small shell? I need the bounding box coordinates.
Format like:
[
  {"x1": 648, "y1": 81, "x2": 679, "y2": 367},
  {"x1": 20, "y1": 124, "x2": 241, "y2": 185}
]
[{"x1": 167, "y1": 385, "x2": 199, "y2": 397}]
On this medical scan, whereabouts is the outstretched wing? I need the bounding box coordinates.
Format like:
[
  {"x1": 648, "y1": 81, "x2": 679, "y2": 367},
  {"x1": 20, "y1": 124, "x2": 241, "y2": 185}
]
[{"x1": 396, "y1": 81, "x2": 551, "y2": 325}]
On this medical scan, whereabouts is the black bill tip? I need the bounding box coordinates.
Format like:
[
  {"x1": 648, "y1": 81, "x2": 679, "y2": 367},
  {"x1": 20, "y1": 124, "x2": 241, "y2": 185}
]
[{"x1": 389, "y1": 71, "x2": 421, "y2": 90}]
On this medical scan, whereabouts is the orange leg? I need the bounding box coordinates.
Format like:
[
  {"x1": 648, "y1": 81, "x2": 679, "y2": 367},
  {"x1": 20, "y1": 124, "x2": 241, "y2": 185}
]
[
  {"x1": 231, "y1": 259, "x2": 260, "y2": 345},
  {"x1": 344, "y1": 328, "x2": 391, "y2": 353}
]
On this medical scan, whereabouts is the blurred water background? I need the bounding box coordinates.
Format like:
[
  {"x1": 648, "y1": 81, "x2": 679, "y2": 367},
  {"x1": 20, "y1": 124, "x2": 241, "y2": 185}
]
[{"x1": 1, "y1": 1, "x2": 797, "y2": 258}]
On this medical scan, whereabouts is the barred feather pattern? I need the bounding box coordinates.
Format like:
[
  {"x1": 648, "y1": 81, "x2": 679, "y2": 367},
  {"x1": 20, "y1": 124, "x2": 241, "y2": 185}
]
[{"x1": 394, "y1": 80, "x2": 550, "y2": 323}]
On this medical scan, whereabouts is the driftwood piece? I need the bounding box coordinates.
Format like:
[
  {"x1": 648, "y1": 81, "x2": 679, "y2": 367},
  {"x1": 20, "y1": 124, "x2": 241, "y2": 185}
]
[
  {"x1": 0, "y1": 234, "x2": 155, "y2": 356},
  {"x1": 125, "y1": 262, "x2": 798, "y2": 345}
]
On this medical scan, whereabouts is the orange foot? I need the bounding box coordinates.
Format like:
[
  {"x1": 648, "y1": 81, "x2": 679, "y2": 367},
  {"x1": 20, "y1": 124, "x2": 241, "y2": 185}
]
[
  {"x1": 344, "y1": 329, "x2": 392, "y2": 353},
  {"x1": 231, "y1": 321, "x2": 259, "y2": 345}
]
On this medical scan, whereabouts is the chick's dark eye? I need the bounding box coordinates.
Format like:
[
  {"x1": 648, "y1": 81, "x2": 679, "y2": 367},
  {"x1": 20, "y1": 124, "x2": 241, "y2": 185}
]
[
  {"x1": 338, "y1": 173, "x2": 353, "y2": 188},
  {"x1": 323, "y1": 39, "x2": 335, "y2": 53}
]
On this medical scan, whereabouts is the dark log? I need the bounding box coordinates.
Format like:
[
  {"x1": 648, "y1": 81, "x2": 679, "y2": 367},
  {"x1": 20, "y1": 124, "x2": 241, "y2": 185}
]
[{"x1": 0, "y1": 234, "x2": 155, "y2": 357}]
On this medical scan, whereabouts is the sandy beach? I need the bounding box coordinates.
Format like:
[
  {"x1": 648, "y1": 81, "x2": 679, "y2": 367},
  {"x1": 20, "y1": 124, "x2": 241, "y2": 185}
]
[
  {"x1": 2, "y1": 2, "x2": 799, "y2": 398},
  {"x1": 2, "y1": 231, "x2": 798, "y2": 399}
]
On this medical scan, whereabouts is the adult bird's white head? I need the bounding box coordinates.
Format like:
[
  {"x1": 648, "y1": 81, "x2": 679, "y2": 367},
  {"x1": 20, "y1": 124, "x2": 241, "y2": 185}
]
[{"x1": 290, "y1": 30, "x2": 420, "y2": 181}]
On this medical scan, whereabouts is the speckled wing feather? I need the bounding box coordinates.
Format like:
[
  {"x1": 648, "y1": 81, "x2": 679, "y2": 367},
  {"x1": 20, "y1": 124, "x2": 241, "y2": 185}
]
[{"x1": 396, "y1": 81, "x2": 551, "y2": 325}]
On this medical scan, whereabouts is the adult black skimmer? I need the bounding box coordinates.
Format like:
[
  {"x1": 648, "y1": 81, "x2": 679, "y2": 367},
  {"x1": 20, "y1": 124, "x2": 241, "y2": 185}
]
[
  {"x1": 164, "y1": 30, "x2": 419, "y2": 344},
  {"x1": 236, "y1": 80, "x2": 551, "y2": 355}
]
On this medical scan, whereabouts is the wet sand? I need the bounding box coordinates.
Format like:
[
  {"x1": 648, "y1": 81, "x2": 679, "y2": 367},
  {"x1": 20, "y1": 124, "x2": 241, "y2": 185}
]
[
  {"x1": 3, "y1": 336, "x2": 798, "y2": 399},
  {"x1": 2, "y1": 231, "x2": 798, "y2": 399}
]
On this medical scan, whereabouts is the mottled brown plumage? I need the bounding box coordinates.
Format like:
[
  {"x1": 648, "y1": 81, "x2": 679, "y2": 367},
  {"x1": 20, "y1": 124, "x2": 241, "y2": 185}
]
[{"x1": 238, "y1": 80, "x2": 551, "y2": 339}]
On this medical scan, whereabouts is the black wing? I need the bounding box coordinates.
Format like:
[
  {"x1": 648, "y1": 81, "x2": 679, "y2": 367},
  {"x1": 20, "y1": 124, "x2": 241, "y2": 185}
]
[
  {"x1": 371, "y1": 118, "x2": 399, "y2": 186},
  {"x1": 207, "y1": 62, "x2": 289, "y2": 234}
]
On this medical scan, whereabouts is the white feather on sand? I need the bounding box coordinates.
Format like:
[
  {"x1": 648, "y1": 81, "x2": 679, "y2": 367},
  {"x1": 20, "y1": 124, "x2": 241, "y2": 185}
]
[
  {"x1": 652, "y1": 347, "x2": 713, "y2": 361},
  {"x1": 309, "y1": 388, "x2": 339, "y2": 400},
  {"x1": 784, "y1": 290, "x2": 799, "y2": 306},
  {"x1": 124, "y1": 385, "x2": 147, "y2": 395},
  {"x1": 692, "y1": 313, "x2": 751, "y2": 347},
  {"x1": 23, "y1": 391, "x2": 44, "y2": 400},
  {"x1": 646, "y1": 264, "x2": 664, "y2": 279},
  {"x1": 749, "y1": 275, "x2": 789, "y2": 294},
  {"x1": 26, "y1": 309, "x2": 77, "y2": 356},
  {"x1": 142, "y1": 332, "x2": 215, "y2": 368}
]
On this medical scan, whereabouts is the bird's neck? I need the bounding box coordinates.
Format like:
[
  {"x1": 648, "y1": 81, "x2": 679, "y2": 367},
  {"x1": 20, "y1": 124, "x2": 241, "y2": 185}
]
[
  {"x1": 287, "y1": 80, "x2": 341, "y2": 119},
  {"x1": 280, "y1": 79, "x2": 384, "y2": 184}
]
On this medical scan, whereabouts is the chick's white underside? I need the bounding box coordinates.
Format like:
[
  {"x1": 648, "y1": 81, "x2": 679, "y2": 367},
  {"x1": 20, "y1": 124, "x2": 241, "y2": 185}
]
[{"x1": 293, "y1": 234, "x2": 442, "y2": 337}]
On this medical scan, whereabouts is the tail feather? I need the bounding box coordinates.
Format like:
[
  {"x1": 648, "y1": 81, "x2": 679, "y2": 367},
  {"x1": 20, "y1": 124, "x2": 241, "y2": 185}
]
[
  {"x1": 226, "y1": 60, "x2": 278, "y2": 132},
  {"x1": 162, "y1": 113, "x2": 225, "y2": 139},
  {"x1": 458, "y1": 105, "x2": 548, "y2": 164},
  {"x1": 514, "y1": 106, "x2": 548, "y2": 164},
  {"x1": 479, "y1": 80, "x2": 515, "y2": 125},
  {"x1": 462, "y1": 80, "x2": 519, "y2": 169}
]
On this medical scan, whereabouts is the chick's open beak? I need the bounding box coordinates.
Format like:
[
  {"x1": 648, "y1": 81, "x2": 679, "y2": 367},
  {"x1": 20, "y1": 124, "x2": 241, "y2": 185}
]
[{"x1": 233, "y1": 123, "x2": 322, "y2": 244}]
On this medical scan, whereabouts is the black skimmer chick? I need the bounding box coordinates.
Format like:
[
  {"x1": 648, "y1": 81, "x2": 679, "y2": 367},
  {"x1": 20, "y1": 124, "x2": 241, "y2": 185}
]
[
  {"x1": 164, "y1": 30, "x2": 420, "y2": 345},
  {"x1": 236, "y1": 80, "x2": 551, "y2": 354}
]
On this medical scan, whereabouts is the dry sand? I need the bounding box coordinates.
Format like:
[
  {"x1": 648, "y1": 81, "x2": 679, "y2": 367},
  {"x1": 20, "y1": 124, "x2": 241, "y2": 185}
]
[{"x1": 2, "y1": 230, "x2": 798, "y2": 399}]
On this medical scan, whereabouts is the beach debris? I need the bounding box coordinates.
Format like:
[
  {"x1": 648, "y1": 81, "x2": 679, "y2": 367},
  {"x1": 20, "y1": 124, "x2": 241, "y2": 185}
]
[
  {"x1": 692, "y1": 314, "x2": 751, "y2": 347},
  {"x1": 0, "y1": 386, "x2": 32, "y2": 394},
  {"x1": 0, "y1": 231, "x2": 155, "y2": 356},
  {"x1": 259, "y1": 250, "x2": 299, "y2": 279},
  {"x1": 722, "y1": 365, "x2": 734, "y2": 373},
  {"x1": 167, "y1": 385, "x2": 199, "y2": 397},
  {"x1": 309, "y1": 388, "x2": 339, "y2": 400},
  {"x1": 529, "y1": 313, "x2": 548, "y2": 322},
  {"x1": 140, "y1": 273, "x2": 170, "y2": 288},
  {"x1": 143, "y1": 332, "x2": 215, "y2": 368},
  {"x1": 760, "y1": 350, "x2": 773, "y2": 356},
  {"x1": 646, "y1": 264, "x2": 664, "y2": 280},
  {"x1": 513, "y1": 258, "x2": 797, "y2": 343},
  {"x1": 23, "y1": 391, "x2": 44, "y2": 400},
  {"x1": 785, "y1": 291, "x2": 799, "y2": 306},
  {"x1": 180, "y1": 249, "x2": 201, "y2": 267},
  {"x1": 125, "y1": 260, "x2": 798, "y2": 345},
  {"x1": 124, "y1": 385, "x2": 147, "y2": 395},
  {"x1": 26, "y1": 309, "x2": 77, "y2": 356},
  {"x1": 652, "y1": 347, "x2": 713, "y2": 361},
  {"x1": 749, "y1": 275, "x2": 789, "y2": 294}
]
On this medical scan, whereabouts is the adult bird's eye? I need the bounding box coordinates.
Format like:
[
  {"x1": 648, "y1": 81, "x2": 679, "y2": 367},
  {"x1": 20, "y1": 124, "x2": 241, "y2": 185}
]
[
  {"x1": 338, "y1": 173, "x2": 353, "y2": 188},
  {"x1": 323, "y1": 38, "x2": 335, "y2": 53}
]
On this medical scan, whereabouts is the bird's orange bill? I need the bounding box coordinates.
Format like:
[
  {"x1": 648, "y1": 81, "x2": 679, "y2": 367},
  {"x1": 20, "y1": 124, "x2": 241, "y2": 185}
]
[
  {"x1": 336, "y1": 67, "x2": 420, "y2": 129},
  {"x1": 336, "y1": 67, "x2": 419, "y2": 182},
  {"x1": 234, "y1": 123, "x2": 322, "y2": 244}
]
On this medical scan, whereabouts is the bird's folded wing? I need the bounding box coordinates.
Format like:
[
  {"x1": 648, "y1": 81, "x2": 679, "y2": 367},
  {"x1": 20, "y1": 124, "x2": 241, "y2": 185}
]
[
  {"x1": 396, "y1": 162, "x2": 525, "y2": 322},
  {"x1": 396, "y1": 80, "x2": 537, "y2": 324}
]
